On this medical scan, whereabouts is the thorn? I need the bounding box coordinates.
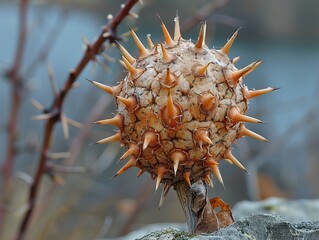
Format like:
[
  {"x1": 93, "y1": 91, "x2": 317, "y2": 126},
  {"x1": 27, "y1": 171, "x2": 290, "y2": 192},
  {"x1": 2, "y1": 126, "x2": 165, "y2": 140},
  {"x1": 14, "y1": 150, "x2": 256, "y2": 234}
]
[
  {"x1": 117, "y1": 95, "x2": 138, "y2": 112},
  {"x1": 183, "y1": 171, "x2": 191, "y2": 186},
  {"x1": 211, "y1": 164, "x2": 224, "y2": 186},
  {"x1": 239, "y1": 125, "x2": 269, "y2": 142},
  {"x1": 66, "y1": 117, "x2": 83, "y2": 129},
  {"x1": 137, "y1": 168, "x2": 145, "y2": 177},
  {"x1": 87, "y1": 79, "x2": 115, "y2": 95},
  {"x1": 174, "y1": 12, "x2": 181, "y2": 41},
  {"x1": 220, "y1": 29, "x2": 239, "y2": 55},
  {"x1": 193, "y1": 128, "x2": 213, "y2": 146},
  {"x1": 199, "y1": 92, "x2": 216, "y2": 114},
  {"x1": 31, "y1": 113, "x2": 53, "y2": 121},
  {"x1": 143, "y1": 130, "x2": 159, "y2": 150},
  {"x1": 204, "y1": 174, "x2": 214, "y2": 189},
  {"x1": 159, "y1": 183, "x2": 170, "y2": 209},
  {"x1": 114, "y1": 157, "x2": 136, "y2": 177},
  {"x1": 121, "y1": 56, "x2": 144, "y2": 79},
  {"x1": 120, "y1": 143, "x2": 140, "y2": 160},
  {"x1": 160, "y1": 67, "x2": 178, "y2": 88},
  {"x1": 95, "y1": 132, "x2": 121, "y2": 144},
  {"x1": 228, "y1": 107, "x2": 264, "y2": 123},
  {"x1": 160, "y1": 43, "x2": 176, "y2": 63},
  {"x1": 244, "y1": 87, "x2": 278, "y2": 100},
  {"x1": 31, "y1": 99, "x2": 45, "y2": 112},
  {"x1": 192, "y1": 63, "x2": 210, "y2": 77},
  {"x1": 94, "y1": 114, "x2": 123, "y2": 128},
  {"x1": 146, "y1": 34, "x2": 154, "y2": 48},
  {"x1": 61, "y1": 113, "x2": 69, "y2": 139},
  {"x1": 131, "y1": 29, "x2": 150, "y2": 58},
  {"x1": 129, "y1": 11, "x2": 139, "y2": 19},
  {"x1": 169, "y1": 150, "x2": 188, "y2": 175},
  {"x1": 155, "y1": 165, "x2": 166, "y2": 191},
  {"x1": 224, "y1": 148, "x2": 247, "y2": 172},
  {"x1": 161, "y1": 21, "x2": 175, "y2": 47},
  {"x1": 232, "y1": 60, "x2": 263, "y2": 83},
  {"x1": 119, "y1": 60, "x2": 126, "y2": 69},
  {"x1": 231, "y1": 56, "x2": 240, "y2": 64},
  {"x1": 117, "y1": 42, "x2": 135, "y2": 64},
  {"x1": 195, "y1": 22, "x2": 207, "y2": 50}
]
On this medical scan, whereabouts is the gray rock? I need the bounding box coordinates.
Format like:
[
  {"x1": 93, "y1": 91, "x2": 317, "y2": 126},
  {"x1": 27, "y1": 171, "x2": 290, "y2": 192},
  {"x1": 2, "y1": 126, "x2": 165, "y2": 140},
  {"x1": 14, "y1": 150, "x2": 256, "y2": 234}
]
[
  {"x1": 233, "y1": 197, "x2": 319, "y2": 223},
  {"x1": 107, "y1": 198, "x2": 319, "y2": 240},
  {"x1": 137, "y1": 214, "x2": 319, "y2": 240}
]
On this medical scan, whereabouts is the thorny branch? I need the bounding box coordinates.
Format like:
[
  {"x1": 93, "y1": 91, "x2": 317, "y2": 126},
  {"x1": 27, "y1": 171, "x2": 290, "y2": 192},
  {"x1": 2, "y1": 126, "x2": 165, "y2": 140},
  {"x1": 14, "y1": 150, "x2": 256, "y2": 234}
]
[
  {"x1": 0, "y1": 0, "x2": 29, "y2": 231},
  {"x1": 15, "y1": 0, "x2": 139, "y2": 239}
]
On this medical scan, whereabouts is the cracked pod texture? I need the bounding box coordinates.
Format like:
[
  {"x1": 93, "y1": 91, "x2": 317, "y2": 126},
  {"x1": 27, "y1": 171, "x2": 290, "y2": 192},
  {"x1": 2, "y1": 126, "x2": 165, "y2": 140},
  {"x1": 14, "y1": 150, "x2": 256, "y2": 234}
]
[{"x1": 92, "y1": 18, "x2": 275, "y2": 196}]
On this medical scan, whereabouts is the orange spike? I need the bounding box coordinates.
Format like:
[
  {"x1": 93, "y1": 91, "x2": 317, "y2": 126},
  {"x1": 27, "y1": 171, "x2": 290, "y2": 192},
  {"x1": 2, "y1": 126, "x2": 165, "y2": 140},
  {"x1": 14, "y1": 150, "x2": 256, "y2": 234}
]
[
  {"x1": 94, "y1": 114, "x2": 123, "y2": 128},
  {"x1": 95, "y1": 132, "x2": 121, "y2": 144},
  {"x1": 159, "y1": 182, "x2": 170, "y2": 209},
  {"x1": 167, "y1": 90, "x2": 176, "y2": 120},
  {"x1": 120, "y1": 143, "x2": 140, "y2": 160},
  {"x1": 232, "y1": 60, "x2": 263, "y2": 82},
  {"x1": 130, "y1": 29, "x2": 150, "y2": 58},
  {"x1": 119, "y1": 60, "x2": 126, "y2": 69},
  {"x1": 193, "y1": 128, "x2": 213, "y2": 147},
  {"x1": 143, "y1": 130, "x2": 159, "y2": 150},
  {"x1": 155, "y1": 165, "x2": 167, "y2": 191},
  {"x1": 193, "y1": 63, "x2": 210, "y2": 77},
  {"x1": 183, "y1": 171, "x2": 191, "y2": 186},
  {"x1": 121, "y1": 56, "x2": 144, "y2": 79},
  {"x1": 117, "y1": 43, "x2": 135, "y2": 64},
  {"x1": 220, "y1": 30, "x2": 238, "y2": 55},
  {"x1": 224, "y1": 148, "x2": 246, "y2": 172},
  {"x1": 228, "y1": 107, "x2": 263, "y2": 123},
  {"x1": 88, "y1": 80, "x2": 115, "y2": 95},
  {"x1": 231, "y1": 56, "x2": 240, "y2": 64},
  {"x1": 137, "y1": 168, "x2": 145, "y2": 177},
  {"x1": 146, "y1": 34, "x2": 154, "y2": 48},
  {"x1": 204, "y1": 174, "x2": 214, "y2": 189},
  {"x1": 195, "y1": 22, "x2": 207, "y2": 50},
  {"x1": 211, "y1": 164, "x2": 224, "y2": 186},
  {"x1": 170, "y1": 150, "x2": 187, "y2": 175},
  {"x1": 239, "y1": 125, "x2": 269, "y2": 142},
  {"x1": 117, "y1": 95, "x2": 138, "y2": 112},
  {"x1": 244, "y1": 87, "x2": 278, "y2": 100},
  {"x1": 160, "y1": 43, "x2": 176, "y2": 63},
  {"x1": 174, "y1": 13, "x2": 181, "y2": 40},
  {"x1": 115, "y1": 157, "x2": 136, "y2": 177},
  {"x1": 161, "y1": 21, "x2": 175, "y2": 47},
  {"x1": 160, "y1": 67, "x2": 178, "y2": 88},
  {"x1": 199, "y1": 92, "x2": 216, "y2": 114}
]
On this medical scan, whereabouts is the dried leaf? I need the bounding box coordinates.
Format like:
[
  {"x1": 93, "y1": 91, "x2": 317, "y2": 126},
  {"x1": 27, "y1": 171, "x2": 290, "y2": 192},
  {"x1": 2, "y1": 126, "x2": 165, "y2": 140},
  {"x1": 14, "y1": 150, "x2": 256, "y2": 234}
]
[{"x1": 210, "y1": 197, "x2": 234, "y2": 228}]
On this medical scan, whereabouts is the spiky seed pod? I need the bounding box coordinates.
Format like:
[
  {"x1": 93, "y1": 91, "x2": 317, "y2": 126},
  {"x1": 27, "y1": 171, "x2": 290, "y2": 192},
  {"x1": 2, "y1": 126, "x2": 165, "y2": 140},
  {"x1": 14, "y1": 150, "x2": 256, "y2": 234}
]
[{"x1": 92, "y1": 18, "x2": 275, "y2": 199}]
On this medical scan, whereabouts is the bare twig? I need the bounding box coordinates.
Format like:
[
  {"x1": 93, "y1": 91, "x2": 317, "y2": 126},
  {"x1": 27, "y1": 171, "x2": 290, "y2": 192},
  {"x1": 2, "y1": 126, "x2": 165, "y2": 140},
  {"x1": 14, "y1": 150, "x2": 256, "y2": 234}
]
[
  {"x1": 15, "y1": 1, "x2": 139, "y2": 239},
  {"x1": 0, "y1": 0, "x2": 29, "y2": 233}
]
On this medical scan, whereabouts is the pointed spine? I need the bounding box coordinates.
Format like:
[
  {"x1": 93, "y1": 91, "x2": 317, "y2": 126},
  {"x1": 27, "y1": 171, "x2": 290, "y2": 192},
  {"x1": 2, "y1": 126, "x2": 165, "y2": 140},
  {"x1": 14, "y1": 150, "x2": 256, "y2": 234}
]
[
  {"x1": 117, "y1": 95, "x2": 139, "y2": 112},
  {"x1": 155, "y1": 165, "x2": 167, "y2": 191},
  {"x1": 117, "y1": 43, "x2": 135, "y2": 64},
  {"x1": 192, "y1": 63, "x2": 210, "y2": 78},
  {"x1": 143, "y1": 130, "x2": 159, "y2": 150},
  {"x1": 120, "y1": 143, "x2": 140, "y2": 160},
  {"x1": 122, "y1": 56, "x2": 144, "y2": 79},
  {"x1": 95, "y1": 132, "x2": 121, "y2": 144},
  {"x1": 195, "y1": 22, "x2": 207, "y2": 50},
  {"x1": 204, "y1": 174, "x2": 214, "y2": 189},
  {"x1": 88, "y1": 80, "x2": 115, "y2": 95},
  {"x1": 161, "y1": 21, "x2": 175, "y2": 47},
  {"x1": 115, "y1": 157, "x2": 136, "y2": 177},
  {"x1": 224, "y1": 149, "x2": 247, "y2": 172},
  {"x1": 183, "y1": 171, "x2": 191, "y2": 186},
  {"x1": 94, "y1": 114, "x2": 123, "y2": 128},
  {"x1": 146, "y1": 34, "x2": 154, "y2": 48},
  {"x1": 160, "y1": 67, "x2": 178, "y2": 88},
  {"x1": 193, "y1": 128, "x2": 213, "y2": 147},
  {"x1": 239, "y1": 125, "x2": 269, "y2": 142},
  {"x1": 228, "y1": 107, "x2": 263, "y2": 123},
  {"x1": 244, "y1": 87, "x2": 278, "y2": 100},
  {"x1": 169, "y1": 150, "x2": 188, "y2": 175},
  {"x1": 159, "y1": 182, "x2": 170, "y2": 209},
  {"x1": 199, "y1": 92, "x2": 216, "y2": 114},
  {"x1": 233, "y1": 60, "x2": 263, "y2": 82},
  {"x1": 174, "y1": 13, "x2": 181, "y2": 41},
  {"x1": 160, "y1": 43, "x2": 176, "y2": 63},
  {"x1": 131, "y1": 29, "x2": 150, "y2": 58},
  {"x1": 220, "y1": 30, "x2": 238, "y2": 55}
]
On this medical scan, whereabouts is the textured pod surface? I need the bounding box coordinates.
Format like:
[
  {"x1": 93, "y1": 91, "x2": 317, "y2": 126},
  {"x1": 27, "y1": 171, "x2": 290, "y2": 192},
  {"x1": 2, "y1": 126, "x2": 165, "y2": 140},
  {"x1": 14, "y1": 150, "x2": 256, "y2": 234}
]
[{"x1": 92, "y1": 17, "x2": 275, "y2": 196}]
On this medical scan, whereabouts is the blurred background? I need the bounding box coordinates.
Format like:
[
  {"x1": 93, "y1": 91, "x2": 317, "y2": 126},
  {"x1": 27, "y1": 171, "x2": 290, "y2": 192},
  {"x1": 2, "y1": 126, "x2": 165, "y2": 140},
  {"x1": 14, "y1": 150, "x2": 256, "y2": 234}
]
[{"x1": 0, "y1": 0, "x2": 319, "y2": 239}]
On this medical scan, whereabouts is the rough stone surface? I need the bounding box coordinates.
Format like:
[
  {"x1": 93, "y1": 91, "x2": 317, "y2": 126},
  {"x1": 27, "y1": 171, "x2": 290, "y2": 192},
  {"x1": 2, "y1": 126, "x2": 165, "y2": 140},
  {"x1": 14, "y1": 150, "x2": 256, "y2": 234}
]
[{"x1": 107, "y1": 198, "x2": 319, "y2": 240}]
